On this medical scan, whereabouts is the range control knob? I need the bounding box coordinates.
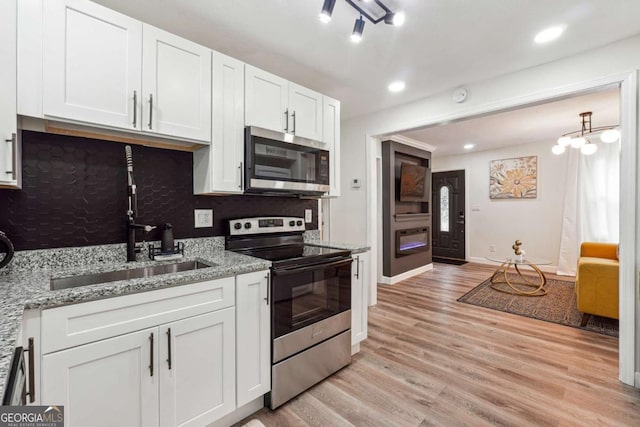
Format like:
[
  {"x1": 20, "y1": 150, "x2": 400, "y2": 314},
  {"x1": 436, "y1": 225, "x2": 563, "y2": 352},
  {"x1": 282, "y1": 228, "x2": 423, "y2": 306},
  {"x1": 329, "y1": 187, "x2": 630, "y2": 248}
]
[
  {"x1": 289, "y1": 220, "x2": 295, "y2": 227},
  {"x1": 244, "y1": 222, "x2": 252, "y2": 229},
  {"x1": 233, "y1": 223, "x2": 242, "y2": 230},
  {"x1": 296, "y1": 220, "x2": 303, "y2": 226}
]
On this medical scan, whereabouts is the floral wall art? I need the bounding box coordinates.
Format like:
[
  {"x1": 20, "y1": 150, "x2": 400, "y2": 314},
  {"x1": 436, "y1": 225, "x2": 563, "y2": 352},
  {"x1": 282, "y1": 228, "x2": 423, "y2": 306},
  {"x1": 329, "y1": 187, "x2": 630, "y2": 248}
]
[{"x1": 489, "y1": 156, "x2": 537, "y2": 199}]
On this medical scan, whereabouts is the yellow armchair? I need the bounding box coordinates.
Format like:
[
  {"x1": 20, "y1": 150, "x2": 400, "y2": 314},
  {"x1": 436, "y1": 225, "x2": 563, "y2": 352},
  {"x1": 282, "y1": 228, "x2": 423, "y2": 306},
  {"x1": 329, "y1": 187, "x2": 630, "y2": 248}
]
[{"x1": 575, "y1": 242, "x2": 619, "y2": 326}]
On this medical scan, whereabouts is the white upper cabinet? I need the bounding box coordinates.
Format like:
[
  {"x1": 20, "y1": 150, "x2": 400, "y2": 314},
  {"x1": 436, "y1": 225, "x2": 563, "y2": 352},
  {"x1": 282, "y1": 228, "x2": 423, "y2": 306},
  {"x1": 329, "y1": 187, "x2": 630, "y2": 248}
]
[
  {"x1": 193, "y1": 52, "x2": 245, "y2": 194},
  {"x1": 245, "y1": 65, "x2": 288, "y2": 134},
  {"x1": 323, "y1": 96, "x2": 341, "y2": 197},
  {"x1": 288, "y1": 83, "x2": 323, "y2": 141},
  {"x1": 42, "y1": 0, "x2": 212, "y2": 143},
  {"x1": 245, "y1": 65, "x2": 323, "y2": 141},
  {"x1": 43, "y1": 0, "x2": 142, "y2": 131},
  {"x1": 142, "y1": 25, "x2": 211, "y2": 142},
  {"x1": 0, "y1": 0, "x2": 19, "y2": 188}
]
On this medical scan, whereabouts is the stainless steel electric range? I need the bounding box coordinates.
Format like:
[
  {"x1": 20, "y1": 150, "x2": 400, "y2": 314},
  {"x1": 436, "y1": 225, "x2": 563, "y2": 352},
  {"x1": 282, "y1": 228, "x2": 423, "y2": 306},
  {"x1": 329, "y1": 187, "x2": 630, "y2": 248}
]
[{"x1": 226, "y1": 217, "x2": 352, "y2": 409}]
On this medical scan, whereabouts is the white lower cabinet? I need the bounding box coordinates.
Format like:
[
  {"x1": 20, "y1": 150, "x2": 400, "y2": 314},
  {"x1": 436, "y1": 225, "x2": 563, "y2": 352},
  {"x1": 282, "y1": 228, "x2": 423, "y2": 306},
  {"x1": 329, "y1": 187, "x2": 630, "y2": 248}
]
[
  {"x1": 351, "y1": 251, "x2": 370, "y2": 346},
  {"x1": 235, "y1": 271, "x2": 270, "y2": 407},
  {"x1": 160, "y1": 309, "x2": 236, "y2": 427},
  {"x1": 38, "y1": 272, "x2": 271, "y2": 426},
  {"x1": 41, "y1": 327, "x2": 160, "y2": 427}
]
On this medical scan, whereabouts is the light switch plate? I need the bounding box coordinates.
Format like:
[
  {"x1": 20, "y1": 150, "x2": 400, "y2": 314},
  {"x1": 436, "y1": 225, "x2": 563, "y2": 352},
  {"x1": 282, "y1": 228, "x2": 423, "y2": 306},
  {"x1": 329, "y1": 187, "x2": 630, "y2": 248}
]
[
  {"x1": 305, "y1": 209, "x2": 312, "y2": 223},
  {"x1": 194, "y1": 209, "x2": 213, "y2": 228}
]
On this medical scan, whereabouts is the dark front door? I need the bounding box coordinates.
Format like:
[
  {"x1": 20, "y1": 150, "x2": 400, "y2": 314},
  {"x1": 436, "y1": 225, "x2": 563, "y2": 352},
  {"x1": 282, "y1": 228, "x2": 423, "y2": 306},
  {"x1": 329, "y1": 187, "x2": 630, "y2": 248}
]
[{"x1": 432, "y1": 170, "x2": 465, "y2": 261}]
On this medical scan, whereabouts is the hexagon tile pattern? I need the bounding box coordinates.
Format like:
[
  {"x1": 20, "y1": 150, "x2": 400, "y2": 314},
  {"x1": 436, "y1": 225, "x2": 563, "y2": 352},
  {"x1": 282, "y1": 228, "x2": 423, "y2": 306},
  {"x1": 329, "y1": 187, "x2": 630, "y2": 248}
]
[{"x1": 0, "y1": 131, "x2": 318, "y2": 250}]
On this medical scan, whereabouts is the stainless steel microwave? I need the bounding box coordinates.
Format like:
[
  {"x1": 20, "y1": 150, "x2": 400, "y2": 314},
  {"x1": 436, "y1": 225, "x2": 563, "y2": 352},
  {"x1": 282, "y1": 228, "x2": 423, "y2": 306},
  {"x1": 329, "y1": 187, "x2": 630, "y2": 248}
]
[{"x1": 244, "y1": 126, "x2": 330, "y2": 196}]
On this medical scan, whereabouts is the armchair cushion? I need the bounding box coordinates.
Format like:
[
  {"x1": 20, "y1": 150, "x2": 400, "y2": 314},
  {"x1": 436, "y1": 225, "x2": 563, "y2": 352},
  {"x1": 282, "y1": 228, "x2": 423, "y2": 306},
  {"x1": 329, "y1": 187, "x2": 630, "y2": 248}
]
[{"x1": 575, "y1": 243, "x2": 619, "y2": 321}]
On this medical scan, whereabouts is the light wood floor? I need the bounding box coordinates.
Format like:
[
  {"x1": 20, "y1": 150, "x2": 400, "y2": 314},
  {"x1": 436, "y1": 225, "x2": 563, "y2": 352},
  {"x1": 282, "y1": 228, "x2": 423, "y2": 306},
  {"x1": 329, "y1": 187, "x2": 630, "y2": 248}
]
[{"x1": 242, "y1": 262, "x2": 640, "y2": 426}]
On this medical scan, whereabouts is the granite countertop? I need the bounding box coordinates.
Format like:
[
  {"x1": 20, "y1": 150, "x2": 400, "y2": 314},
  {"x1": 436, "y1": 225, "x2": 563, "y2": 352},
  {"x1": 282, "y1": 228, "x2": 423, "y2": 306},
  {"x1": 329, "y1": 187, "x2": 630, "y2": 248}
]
[
  {"x1": 0, "y1": 237, "x2": 270, "y2": 396},
  {"x1": 305, "y1": 240, "x2": 370, "y2": 254}
]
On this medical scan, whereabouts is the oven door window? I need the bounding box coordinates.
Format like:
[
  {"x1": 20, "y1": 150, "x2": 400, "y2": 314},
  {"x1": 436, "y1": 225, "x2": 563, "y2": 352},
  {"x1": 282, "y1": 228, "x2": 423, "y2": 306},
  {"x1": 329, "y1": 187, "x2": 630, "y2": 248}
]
[
  {"x1": 251, "y1": 137, "x2": 329, "y2": 184},
  {"x1": 272, "y1": 260, "x2": 351, "y2": 339}
]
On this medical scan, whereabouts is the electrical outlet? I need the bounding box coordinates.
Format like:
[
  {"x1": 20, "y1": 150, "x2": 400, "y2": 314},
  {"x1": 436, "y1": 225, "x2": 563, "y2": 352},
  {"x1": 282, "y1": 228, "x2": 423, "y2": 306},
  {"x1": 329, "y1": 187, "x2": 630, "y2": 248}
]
[
  {"x1": 194, "y1": 209, "x2": 213, "y2": 228},
  {"x1": 305, "y1": 209, "x2": 312, "y2": 223},
  {"x1": 489, "y1": 244, "x2": 496, "y2": 253}
]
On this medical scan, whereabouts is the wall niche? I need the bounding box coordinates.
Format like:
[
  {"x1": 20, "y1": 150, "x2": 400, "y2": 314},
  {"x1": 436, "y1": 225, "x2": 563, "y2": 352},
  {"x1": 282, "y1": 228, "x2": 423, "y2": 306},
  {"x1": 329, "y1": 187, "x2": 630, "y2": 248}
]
[{"x1": 382, "y1": 140, "x2": 432, "y2": 279}]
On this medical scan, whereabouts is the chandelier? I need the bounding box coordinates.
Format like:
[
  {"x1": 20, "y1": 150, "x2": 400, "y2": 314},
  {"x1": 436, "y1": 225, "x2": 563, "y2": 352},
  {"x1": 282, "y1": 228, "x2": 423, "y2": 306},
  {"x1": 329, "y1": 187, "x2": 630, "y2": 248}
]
[
  {"x1": 320, "y1": 0, "x2": 405, "y2": 43},
  {"x1": 551, "y1": 111, "x2": 620, "y2": 156}
]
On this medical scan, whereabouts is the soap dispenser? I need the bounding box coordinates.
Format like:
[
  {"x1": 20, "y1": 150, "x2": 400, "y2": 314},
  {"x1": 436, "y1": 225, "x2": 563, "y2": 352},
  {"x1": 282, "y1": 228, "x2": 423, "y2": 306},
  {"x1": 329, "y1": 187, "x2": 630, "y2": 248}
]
[{"x1": 161, "y1": 223, "x2": 174, "y2": 253}]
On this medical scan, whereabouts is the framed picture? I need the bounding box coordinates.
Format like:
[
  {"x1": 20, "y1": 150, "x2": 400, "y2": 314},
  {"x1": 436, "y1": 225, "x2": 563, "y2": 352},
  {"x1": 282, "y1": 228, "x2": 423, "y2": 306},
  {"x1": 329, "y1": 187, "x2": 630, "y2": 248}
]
[{"x1": 489, "y1": 156, "x2": 537, "y2": 199}]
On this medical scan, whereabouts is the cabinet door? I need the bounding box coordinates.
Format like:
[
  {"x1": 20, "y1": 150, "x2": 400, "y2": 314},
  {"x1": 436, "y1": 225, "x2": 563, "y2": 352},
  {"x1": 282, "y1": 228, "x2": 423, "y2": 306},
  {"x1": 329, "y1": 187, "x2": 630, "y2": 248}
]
[
  {"x1": 41, "y1": 328, "x2": 159, "y2": 427},
  {"x1": 323, "y1": 96, "x2": 341, "y2": 197},
  {"x1": 288, "y1": 82, "x2": 323, "y2": 141},
  {"x1": 0, "y1": 0, "x2": 18, "y2": 187},
  {"x1": 193, "y1": 51, "x2": 244, "y2": 194},
  {"x1": 351, "y1": 252, "x2": 369, "y2": 345},
  {"x1": 43, "y1": 0, "x2": 142, "y2": 130},
  {"x1": 142, "y1": 24, "x2": 211, "y2": 142},
  {"x1": 236, "y1": 271, "x2": 270, "y2": 407},
  {"x1": 159, "y1": 308, "x2": 235, "y2": 427},
  {"x1": 245, "y1": 65, "x2": 288, "y2": 133}
]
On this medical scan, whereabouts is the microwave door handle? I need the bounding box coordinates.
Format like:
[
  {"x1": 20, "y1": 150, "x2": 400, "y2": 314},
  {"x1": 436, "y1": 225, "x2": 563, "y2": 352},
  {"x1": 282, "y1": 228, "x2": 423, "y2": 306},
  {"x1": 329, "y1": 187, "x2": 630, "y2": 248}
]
[{"x1": 272, "y1": 258, "x2": 352, "y2": 276}]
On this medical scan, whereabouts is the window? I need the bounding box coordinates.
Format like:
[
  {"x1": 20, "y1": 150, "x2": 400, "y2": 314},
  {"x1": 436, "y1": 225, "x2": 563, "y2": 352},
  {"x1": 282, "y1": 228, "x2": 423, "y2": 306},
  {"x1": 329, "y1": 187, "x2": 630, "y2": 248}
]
[{"x1": 440, "y1": 186, "x2": 449, "y2": 232}]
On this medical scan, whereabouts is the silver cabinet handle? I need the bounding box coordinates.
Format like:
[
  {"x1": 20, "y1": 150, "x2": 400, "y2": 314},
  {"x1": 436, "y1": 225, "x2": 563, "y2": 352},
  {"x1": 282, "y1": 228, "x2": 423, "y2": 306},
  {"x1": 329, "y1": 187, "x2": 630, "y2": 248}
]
[
  {"x1": 4, "y1": 133, "x2": 16, "y2": 180},
  {"x1": 284, "y1": 108, "x2": 289, "y2": 133},
  {"x1": 264, "y1": 274, "x2": 270, "y2": 305},
  {"x1": 355, "y1": 256, "x2": 360, "y2": 280},
  {"x1": 132, "y1": 91, "x2": 137, "y2": 128},
  {"x1": 239, "y1": 162, "x2": 243, "y2": 189},
  {"x1": 148, "y1": 94, "x2": 153, "y2": 130},
  {"x1": 291, "y1": 110, "x2": 296, "y2": 134}
]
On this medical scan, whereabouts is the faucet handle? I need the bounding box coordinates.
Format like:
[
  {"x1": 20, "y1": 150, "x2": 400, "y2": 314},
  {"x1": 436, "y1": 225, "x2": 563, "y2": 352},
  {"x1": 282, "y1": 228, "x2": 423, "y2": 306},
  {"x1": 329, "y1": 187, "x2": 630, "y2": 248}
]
[{"x1": 143, "y1": 225, "x2": 156, "y2": 233}]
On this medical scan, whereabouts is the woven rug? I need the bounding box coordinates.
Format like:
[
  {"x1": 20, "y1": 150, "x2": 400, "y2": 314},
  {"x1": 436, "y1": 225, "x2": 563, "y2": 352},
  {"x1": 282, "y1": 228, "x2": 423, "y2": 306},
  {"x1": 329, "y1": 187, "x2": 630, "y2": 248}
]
[{"x1": 457, "y1": 274, "x2": 619, "y2": 337}]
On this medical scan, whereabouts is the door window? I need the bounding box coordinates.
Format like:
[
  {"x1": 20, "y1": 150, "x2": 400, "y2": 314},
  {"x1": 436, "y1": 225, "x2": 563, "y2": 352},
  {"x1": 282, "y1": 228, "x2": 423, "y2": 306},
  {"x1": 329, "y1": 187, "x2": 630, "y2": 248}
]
[{"x1": 440, "y1": 186, "x2": 450, "y2": 232}]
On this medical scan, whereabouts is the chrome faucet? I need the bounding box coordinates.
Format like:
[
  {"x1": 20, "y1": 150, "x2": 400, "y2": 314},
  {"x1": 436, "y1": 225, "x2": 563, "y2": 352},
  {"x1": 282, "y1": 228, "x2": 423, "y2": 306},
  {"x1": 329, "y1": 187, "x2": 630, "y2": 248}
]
[{"x1": 125, "y1": 146, "x2": 156, "y2": 261}]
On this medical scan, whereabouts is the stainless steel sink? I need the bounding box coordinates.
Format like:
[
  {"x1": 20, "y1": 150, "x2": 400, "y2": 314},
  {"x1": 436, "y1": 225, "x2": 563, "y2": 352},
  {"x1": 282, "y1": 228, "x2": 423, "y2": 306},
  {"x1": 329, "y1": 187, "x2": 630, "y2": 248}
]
[{"x1": 50, "y1": 260, "x2": 213, "y2": 290}]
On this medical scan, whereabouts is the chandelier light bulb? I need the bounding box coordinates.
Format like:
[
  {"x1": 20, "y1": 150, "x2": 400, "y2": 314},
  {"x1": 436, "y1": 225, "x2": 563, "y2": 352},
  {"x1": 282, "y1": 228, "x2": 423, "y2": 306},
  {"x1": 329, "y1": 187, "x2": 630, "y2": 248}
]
[
  {"x1": 552, "y1": 144, "x2": 566, "y2": 155},
  {"x1": 581, "y1": 143, "x2": 598, "y2": 155},
  {"x1": 600, "y1": 128, "x2": 620, "y2": 143},
  {"x1": 570, "y1": 137, "x2": 586, "y2": 148},
  {"x1": 557, "y1": 136, "x2": 572, "y2": 147}
]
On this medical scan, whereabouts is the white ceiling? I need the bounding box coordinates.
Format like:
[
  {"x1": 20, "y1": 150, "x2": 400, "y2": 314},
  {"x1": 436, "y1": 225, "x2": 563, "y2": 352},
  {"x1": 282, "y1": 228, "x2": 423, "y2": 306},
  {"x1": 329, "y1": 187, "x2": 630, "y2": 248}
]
[
  {"x1": 399, "y1": 87, "x2": 620, "y2": 157},
  {"x1": 92, "y1": 0, "x2": 640, "y2": 120}
]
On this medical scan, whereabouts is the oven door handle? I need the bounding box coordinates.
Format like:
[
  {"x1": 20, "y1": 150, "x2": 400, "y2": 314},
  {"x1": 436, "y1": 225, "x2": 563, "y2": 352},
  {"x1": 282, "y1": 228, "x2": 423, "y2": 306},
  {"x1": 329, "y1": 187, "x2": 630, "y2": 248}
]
[{"x1": 272, "y1": 257, "x2": 352, "y2": 276}]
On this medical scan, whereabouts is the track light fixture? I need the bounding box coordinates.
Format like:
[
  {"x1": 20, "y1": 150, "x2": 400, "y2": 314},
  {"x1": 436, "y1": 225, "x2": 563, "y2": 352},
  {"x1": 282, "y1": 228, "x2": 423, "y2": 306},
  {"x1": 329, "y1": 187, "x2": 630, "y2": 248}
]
[
  {"x1": 319, "y1": 0, "x2": 337, "y2": 23},
  {"x1": 551, "y1": 111, "x2": 620, "y2": 156},
  {"x1": 351, "y1": 16, "x2": 365, "y2": 43},
  {"x1": 320, "y1": 0, "x2": 405, "y2": 42}
]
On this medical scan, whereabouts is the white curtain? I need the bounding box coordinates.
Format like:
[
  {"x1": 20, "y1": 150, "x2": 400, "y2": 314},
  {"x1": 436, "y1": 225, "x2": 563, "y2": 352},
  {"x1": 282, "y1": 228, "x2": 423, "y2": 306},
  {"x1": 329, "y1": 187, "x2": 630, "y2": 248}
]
[{"x1": 557, "y1": 142, "x2": 620, "y2": 275}]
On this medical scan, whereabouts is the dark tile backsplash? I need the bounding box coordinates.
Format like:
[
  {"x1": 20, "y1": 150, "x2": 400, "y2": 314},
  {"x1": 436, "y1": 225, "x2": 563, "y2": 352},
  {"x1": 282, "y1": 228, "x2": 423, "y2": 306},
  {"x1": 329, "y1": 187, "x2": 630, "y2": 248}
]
[{"x1": 0, "y1": 131, "x2": 318, "y2": 251}]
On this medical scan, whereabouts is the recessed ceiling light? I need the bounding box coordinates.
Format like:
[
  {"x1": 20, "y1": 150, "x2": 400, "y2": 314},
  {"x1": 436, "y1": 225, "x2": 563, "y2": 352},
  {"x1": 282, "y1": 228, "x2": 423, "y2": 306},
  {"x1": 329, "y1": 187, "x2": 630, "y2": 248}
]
[
  {"x1": 388, "y1": 81, "x2": 405, "y2": 92},
  {"x1": 534, "y1": 25, "x2": 565, "y2": 44},
  {"x1": 463, "y1": 143, "x2": 475, "y2": 150}
]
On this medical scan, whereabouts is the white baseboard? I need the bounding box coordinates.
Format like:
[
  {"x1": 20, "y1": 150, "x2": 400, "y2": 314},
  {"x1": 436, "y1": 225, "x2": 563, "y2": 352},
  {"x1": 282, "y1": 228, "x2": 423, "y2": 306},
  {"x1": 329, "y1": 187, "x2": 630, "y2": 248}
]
[
  {"x1": 635, "y1": 371, "x2": 640, "y2": 388},
  {"x1": 468, "y1": 257, "x2": 559, "y2": 274},
  {"x1": 381, "y1": 263, "x2": 434, "y2": 285},
  {"x1": 351, "y1": 343, "x2": 360, "y2": 355}
]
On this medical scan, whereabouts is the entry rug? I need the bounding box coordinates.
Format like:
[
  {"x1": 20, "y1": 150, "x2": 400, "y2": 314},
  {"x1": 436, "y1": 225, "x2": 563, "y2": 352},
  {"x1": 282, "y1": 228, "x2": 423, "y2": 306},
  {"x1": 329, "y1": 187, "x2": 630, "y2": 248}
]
[{"x1": 457, "y1": 274, "x2": 619, "y2": 337}]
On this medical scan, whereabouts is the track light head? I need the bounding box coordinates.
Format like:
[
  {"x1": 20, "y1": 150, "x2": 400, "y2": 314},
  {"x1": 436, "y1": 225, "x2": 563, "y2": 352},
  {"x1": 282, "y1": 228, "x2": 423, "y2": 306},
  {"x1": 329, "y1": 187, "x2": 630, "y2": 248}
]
[
  {"x1": 319, "y1": 0, "x2": 336, "y2": 23},
  {"x1": 384, "y1": 11, "x2": 406, "y2": 26},
  {"x1": 351, "y1": 16, "x2": 365, "y2": 43}
]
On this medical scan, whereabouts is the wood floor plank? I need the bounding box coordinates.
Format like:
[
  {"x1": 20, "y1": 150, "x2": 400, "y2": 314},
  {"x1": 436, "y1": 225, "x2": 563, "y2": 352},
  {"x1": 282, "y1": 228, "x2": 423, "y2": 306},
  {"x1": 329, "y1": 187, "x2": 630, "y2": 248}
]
[{"x1": 238, "y1": 262, "x2": 640, "y2": 427}]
